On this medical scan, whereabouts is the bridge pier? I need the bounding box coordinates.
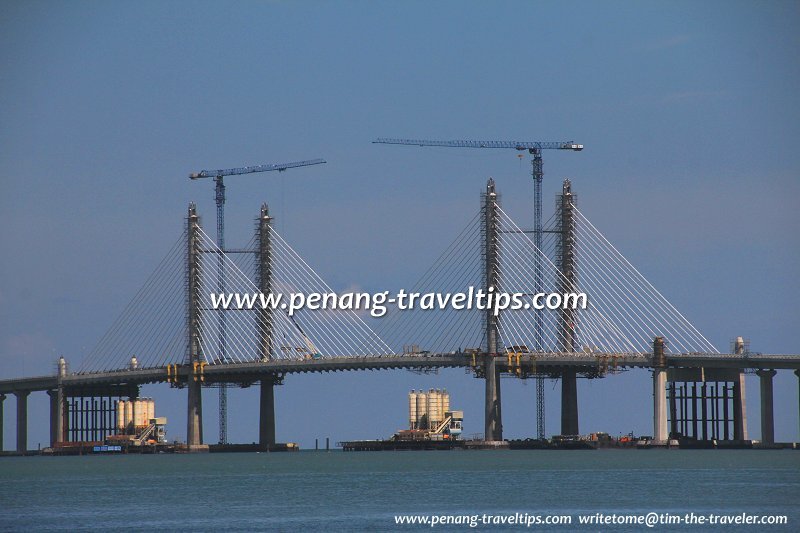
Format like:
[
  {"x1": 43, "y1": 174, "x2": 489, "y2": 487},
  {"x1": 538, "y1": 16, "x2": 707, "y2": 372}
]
[
  {"x1": 47, "y1": 388, "x2": 66, "y2": 446},
  {"x1": 653, "y1": 337, "x2": 668, "y2": 443},
  {"x1": 50, "y1": 357, "x2": 68, "y2": 446},
  {"x1": 733, "y1": 372, "x2": 748, "y2": 440},
  {"x1": 48, "y1": 391, "x2": 57, "y2": 444},
  {"x1": 187, "y1": 376, "x2": 203, "y2": 446},
  {"x1": 259, "y1": 376, "x2": 276, "y2": 447},
  {"x1": 732, "y1": 339, "x2": 748, "y2": 441},
  {"x1": 484, "y1": 356, "x2": 502, "y2": 441},
  {"x1": 15, "y1": 391, "x2": 29, "y2": 452},
  {"x1": 560, "y1": 370, "x2": 579, "y2": 436},
  {"x1": 667, "y1": 368, "x2": 748, "y2": 442},
  {"x1": 756, "y1": 369, "x2": 776, "y2": 444},
  {"x1": 653, "y1": 369, "x2": 668, "y2": 442},
  {"x1": 668, "y1": 381, "x2": 678, "y2": 436},
  {"x1": 796, "y1": 370, "x2": 800, "y2": 442},
  {"x1": 0, "y1": 394, "x2": 5, "y2": 451}
]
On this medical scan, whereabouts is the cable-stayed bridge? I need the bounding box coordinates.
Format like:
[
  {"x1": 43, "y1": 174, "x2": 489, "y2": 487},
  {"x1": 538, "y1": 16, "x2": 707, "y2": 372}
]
[{"x1": 1, "y1": 179, "x2": 798, "y2": 452}]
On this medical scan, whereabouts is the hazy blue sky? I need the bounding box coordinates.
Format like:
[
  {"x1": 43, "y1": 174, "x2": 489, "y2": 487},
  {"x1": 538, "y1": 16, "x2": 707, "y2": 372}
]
[{"x1": 1, "y1": 1, "x2": 798, "y2": 448}]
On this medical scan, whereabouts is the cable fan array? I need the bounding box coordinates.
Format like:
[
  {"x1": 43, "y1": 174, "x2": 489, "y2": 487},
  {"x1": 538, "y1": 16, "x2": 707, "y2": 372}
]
[
  {"x1": 376, "y1": 212, "x2": 485, "y2": 354},
  {"x1": 76, "y1": 195, "x2": 717, "y2": 374},
  {"x1": 77, "y1": 233, "x2": 188, "y2": 373},
  {"x1": 495, "y1": 203, "x2": 718, "y2": 355},
  {"x1": 376, "y1": 202, "x2": 717, "y2": 356},
  {"x1": 77, "y1": 223, "x2": 394, "y2": 373},
  {"x1": 194, "y1": 226, "x2": 393, "y2": 363},
  {"x1": 568, "y1": 206, "x2": 717, "y2": 354}
]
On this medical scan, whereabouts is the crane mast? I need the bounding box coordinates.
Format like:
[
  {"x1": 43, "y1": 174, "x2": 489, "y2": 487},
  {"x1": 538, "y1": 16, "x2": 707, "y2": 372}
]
[
  {"x1": 215, "y1": 176, "x2": 227, "y2": 447},
  {"x1": 373, "y1": 137, "x2": 582, "y2": 440},
  {"x1": 190, "y1": 158, "x2": 326, "y2": 444},
  {"x1": 531, "y1": 149, "x2": 545, "y2": 441}
]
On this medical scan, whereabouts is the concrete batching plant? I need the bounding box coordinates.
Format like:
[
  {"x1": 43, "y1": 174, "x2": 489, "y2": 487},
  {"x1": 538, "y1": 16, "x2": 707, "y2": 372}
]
[{"x1": 404, "y1": 389, "x2": 462, "y2": 439}]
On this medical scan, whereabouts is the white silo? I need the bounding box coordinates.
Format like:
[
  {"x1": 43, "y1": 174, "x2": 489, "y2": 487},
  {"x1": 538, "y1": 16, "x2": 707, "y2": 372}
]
[
  {"x1": 124, "y1": 400, "x2": 134, "y2": 431},
  {"x1": 442, "y1": 389, "x2": 450, "y2": 415},
  {"x1": 147, "y1": 398, "x2": 155, "y2": 423},
  {"x1": 117, "y1": 400, "x2": 126, "y2": 432},
  {"x1": 427, "y1": 389, "x2": 440, "y2": 429},
  {"x1": 136, "y1": 399, "x2": 148, "y2": 427},
  {"x1": 416, "y1": 391, "x2": 428, "y2": 429},
  {"x1": 437, "y1": 388, "x2": 444, "y2": 426},
  {"x1": 409, "y1": 390, "x2": 418, "y2": 429}
]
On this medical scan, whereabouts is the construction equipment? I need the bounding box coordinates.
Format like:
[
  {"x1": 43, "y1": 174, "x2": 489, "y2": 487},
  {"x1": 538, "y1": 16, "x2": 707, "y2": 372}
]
[
  {"x1": 189, "y1": 158, "x2": 326, "y2": 444},
  {"x1": 287, "y1": 312, "x2": 321, "y2": 359},
  {"x1": 373, "y1": 138, "x2": 583, "y2": 440}
]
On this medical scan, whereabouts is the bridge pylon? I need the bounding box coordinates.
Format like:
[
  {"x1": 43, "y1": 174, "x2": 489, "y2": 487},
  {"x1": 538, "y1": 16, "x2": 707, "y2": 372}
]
[
  {"x1": 557, "y1": 179, "x2": 579, "y2": 436},
  {"x1": 186, "y1": 203, "x2": 206, "y2": 450},
  {"x1": 257, "y1": 204, "x2": 279, "y2": 447},
  {"x1": 483, "y1": 178, "x2": 502, "y2": 441}
]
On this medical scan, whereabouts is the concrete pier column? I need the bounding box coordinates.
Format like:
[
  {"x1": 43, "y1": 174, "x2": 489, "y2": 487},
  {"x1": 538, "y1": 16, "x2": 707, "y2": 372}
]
[
  {"x1": 484, "y1": 355, "x2": 502, "y2": 441},
  {"x1": 49, "y1": 376, "x2": 57, "y2": 442},
  {"x1": 653, "y1": 370, "x2": 668, "y2": 442},
  {"x1": 187, "y1": 377, "x2": 203, "y2": 445},
  {"x1": 732, "y1": 372, "x2": 748, "y2": 440},
  {"x1": 652, "y1": 337, "x2": 668, "y2": 443},
  {"x1": 796, "y1": 370, "x2": 800, "y2": 442},
  {"x1": 668, "y1": 382, "x2": 677, "y2": 436},
  {"x1": 495, "y1": 370, "x2": 502, "y2": 437},
  {"x1": 560, "y1": 369, "x2": 579, "y2": 436},
  {"x1": 756, "y1": 369, "x2": 777, "y2": 445},
  {"x1": 53, "y1": 389, "x2": 67, "y2": 445},
  {"x1": 0, "y1": 394, "x2": 5, "y2": 452},
  {"x1": 700, "y1": 382, "x2": 708, "y2": 440},
  {"x1": 15, "y1": 391, "x2": 29, "y2": 453},
  {"x1": 259, "y1": 376, "x2": 276, "y2": 447},
  {"x1": 53, "y1": 357, "x2": 67, "y2": 444}
]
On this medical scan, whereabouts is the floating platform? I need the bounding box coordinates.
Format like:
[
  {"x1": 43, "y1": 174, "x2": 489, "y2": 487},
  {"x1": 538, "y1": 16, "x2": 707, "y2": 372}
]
[
  {"x1": 34, "y1": 441, "x2": 299, "y2": 455},
  {"x1": 41, "y1": 442, "x2": 178, "y2": 455},
  {"x1": 339, "y1": 439, "x2": 462, "y2": 451},
  {"x1": 208, "y1": 443, "x2": 299, "y2": 453},
  {"x1": 338, "y1": 437, "x2": 796, "y2": 452}
]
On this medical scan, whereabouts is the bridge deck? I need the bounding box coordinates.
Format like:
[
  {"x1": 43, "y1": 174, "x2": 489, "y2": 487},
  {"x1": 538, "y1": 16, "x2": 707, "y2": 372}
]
[{"x1": 1, "y1": 352, "x2": 799, "y2": 394}]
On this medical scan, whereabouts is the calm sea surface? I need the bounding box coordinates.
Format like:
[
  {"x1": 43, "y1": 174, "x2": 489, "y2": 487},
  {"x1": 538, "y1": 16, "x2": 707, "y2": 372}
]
[{"x1": 0, "y1": 450, "x2": 798, "y2": 531}]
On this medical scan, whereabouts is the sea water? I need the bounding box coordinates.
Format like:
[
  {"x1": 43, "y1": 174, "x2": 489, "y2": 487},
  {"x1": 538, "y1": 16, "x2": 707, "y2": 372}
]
[{"x1": 0, "y1": 450, "x2": 798, "y2": 531}]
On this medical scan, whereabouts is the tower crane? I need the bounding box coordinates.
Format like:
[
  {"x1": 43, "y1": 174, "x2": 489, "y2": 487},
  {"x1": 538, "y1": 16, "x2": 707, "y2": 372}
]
[
  {"x1": 190, "y1": 158, "x2": 326, "y2": 444},
  {"x1": 372, "y1": 138, "x2": 583, "y2": 440}
]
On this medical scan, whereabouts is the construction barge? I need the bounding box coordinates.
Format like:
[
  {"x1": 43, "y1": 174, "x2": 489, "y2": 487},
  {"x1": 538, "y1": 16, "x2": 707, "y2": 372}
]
[
  {"x1": 339, "y1": 434, "x2": 633, "y2": 452},
  {"x1": 38, "y1": 396, "x2": 299, "y2": 455},
  {"x1": 339, "y1": 390, "x2": 767, "y2": 451},
  {"x1": 341, "y1": 388, "x2": 466, "y2": 451},
  {"x1": 338, "y1": 389, "x2": 631, "y2": 451}
]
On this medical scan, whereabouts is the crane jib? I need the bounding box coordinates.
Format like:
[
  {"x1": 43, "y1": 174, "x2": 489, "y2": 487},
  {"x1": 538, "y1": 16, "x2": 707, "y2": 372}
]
[
  {"x1": 189, "y1": 158, "x2": 326, "y2": 179},
  {"x1": 373, "y1": 138, "x2": 583, "y2": 151}
]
